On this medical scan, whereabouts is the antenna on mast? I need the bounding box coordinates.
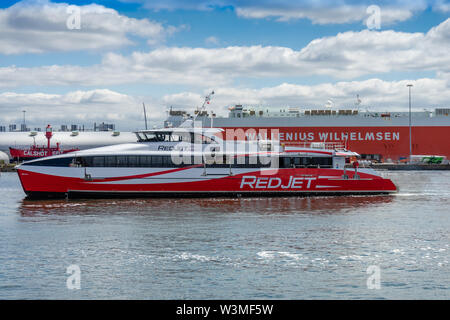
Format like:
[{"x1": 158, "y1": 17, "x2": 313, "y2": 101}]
[
  {"x1": 194, "y1": 90, "x2": 215, "y2": 122},
  {"x1": 143, "y1": 102, "x2": 148, "y2": 130},
  {"x1": 201, "y1": 90, "x2": 214, "y2": 110}
]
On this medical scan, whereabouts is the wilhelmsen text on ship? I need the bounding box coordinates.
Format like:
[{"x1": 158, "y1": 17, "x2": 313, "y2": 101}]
[{"x1": 245, "y1": 131, "x2": 400, "y2": 141}]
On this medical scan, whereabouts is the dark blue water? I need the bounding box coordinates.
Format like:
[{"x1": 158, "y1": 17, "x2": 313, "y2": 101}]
[{"x1": 0, "y1": 171, "x2": 449, "y2": 299}]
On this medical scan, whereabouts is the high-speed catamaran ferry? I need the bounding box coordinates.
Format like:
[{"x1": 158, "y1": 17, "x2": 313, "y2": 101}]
[{"x1": 15, "y1": 127, "x2": 397, "y2": 199}]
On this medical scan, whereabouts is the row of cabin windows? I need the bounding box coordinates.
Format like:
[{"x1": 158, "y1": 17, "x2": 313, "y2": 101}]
[
  {"x1": 281, "y1": 156, "x2": 332, "y2": 167},
  {"x1": 26, "y1": 155, "x2": 333, "y2": 168},
  {"x1": 77, "y1": 156, "x2": 272, "y2": 168}
]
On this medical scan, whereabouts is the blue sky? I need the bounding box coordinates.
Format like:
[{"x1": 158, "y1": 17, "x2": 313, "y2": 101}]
[{"x1": 0, "y1": 0, "x2": 449, "y2": 130}]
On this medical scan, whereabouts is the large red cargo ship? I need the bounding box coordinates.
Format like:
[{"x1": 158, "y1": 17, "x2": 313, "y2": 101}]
[{"x1": 164, "y1": 106, "x2": 450, "y2": 162}]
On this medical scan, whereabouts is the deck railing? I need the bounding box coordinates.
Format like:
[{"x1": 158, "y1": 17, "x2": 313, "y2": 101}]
[{"x1": 285, "y1": 141, "x2": 347, "y2": 151}]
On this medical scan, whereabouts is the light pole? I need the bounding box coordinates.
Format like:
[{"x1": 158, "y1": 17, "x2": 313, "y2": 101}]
[
  {"x1": 22, "y1": 110, "x2": 26, "y2": 132},
  {"x1": 407, "y1": 84, "x2": 413, "y2": 163}
]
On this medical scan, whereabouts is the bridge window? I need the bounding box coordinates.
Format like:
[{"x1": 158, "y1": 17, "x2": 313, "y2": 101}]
[
  {"x1": 136, "y1": 131, "x2": 188, "y2": 142},
  {"x1": 170, "y1": 134, "x2": 183, "y2": 142},
  {"x1": 136, "y1": 130, "x2": 217, "y2": 144}
]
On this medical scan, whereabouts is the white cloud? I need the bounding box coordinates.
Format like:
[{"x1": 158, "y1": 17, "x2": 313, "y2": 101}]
[
  {"x1": 1, "y1": 18, "x2": 450, "y2": 87},
  {"x1": 205, "y1": 36, "x2": 220, "y2": 45},
  {"x1": 162, "y1": 77, "x2": 450, "y2": 117},
  {"x1": 0, "y1": 89, "x2": 166, "y2": 130},
  {"x1": 121, "y1": 0, "x2": 429, "y2": 25},
  {"x1": 434, "y1": 0, "x2": 450, "y2": 12},
  {"x1": 119, "y1": 0, "x2": 216, "y2": 11},
  {"x1": 235, "y1": 5, "x2": 416, "y2": 25},
  {"x1": 1, "y1": 74, "x2": 449, "y2": 131},
  {"x1": 62, "y1": 89, "x2": 132, "y2": 104},
  {"x1": 0, "y1": 0, "x2": 177, "y2": 54}
]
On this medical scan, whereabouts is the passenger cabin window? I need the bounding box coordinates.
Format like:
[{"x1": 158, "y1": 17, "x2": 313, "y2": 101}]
[
  {"x1": 22, "y1": 157, "x2": 74, "y2": 167},
  {"x1": 279, "y1": 156, "x2": 332, "y2": 168},
  {"x1": 117, "y1": 156, "x2": 127, "y2": 166},
  {"x1": 66, "y1": 155, "x2": 275, "y2": 168},
  {"x1": 92, "y1": 157, "x2": 105, "y2": 167},
  {"x1": 105, "y1": 156, "x2": 117, "y2": 167},
  {"x1": 128, "y1": 155, "x2": 139, "y2": 167},
  {"x1": 151, "y1": 156, "x2": 163, "y2": 166}
]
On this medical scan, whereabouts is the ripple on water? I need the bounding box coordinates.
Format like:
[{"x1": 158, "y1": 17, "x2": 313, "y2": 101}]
[{"x1": 0, "y1": 171, "x2": 449, "y2": 299}]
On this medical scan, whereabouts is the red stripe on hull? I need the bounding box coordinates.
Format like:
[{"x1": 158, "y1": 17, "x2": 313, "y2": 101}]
[{"x1": 17, "y1": 168, "x2": 397, "y2": 197}]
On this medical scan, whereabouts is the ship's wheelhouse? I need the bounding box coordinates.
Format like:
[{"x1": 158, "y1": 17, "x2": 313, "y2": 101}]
[{"x1": 135, "y1": 130, "x2": 219, "y2": 145}]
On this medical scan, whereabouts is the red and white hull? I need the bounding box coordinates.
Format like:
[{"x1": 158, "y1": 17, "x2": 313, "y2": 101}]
[{"x1": 17, "y1": 166, "x2": 397, "y2": 199}]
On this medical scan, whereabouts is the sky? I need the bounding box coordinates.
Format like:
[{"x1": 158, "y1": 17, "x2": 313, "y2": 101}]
[{"x1": 0, "y1": 0, "x2": 449, "y2": 131}]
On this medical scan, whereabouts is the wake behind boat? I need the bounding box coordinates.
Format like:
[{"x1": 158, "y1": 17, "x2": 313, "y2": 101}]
[{"x1": 15, "y1": 127, "x2": 397, "y2": 199}]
